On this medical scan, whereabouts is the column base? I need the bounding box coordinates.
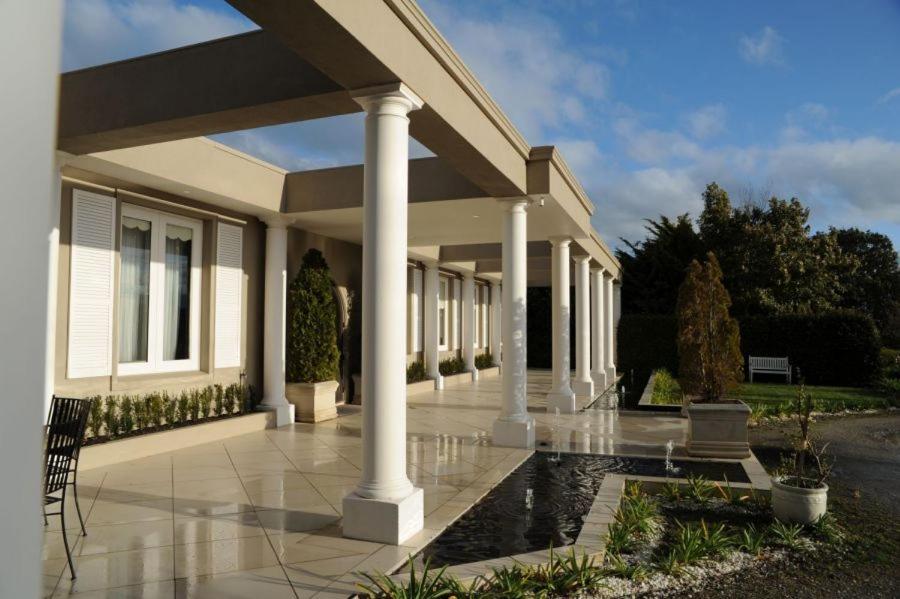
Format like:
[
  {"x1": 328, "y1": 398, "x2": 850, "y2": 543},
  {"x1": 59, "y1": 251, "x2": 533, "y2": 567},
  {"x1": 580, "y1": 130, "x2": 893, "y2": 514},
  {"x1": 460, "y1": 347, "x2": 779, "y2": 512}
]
[
  {"x1": 342, "y1": 487, "x2": 424, "y2": 545},
  {"x1": 606, "y1": 366, "x2": 617, "y2": 383},
  {"x1": 470, "y1": 369, "x2": 479, "y2": 382},
  {"x1": 591, "y1": 371, "x2": 608, "y2": 392},
  {"x1": 432, "y1": 375, "x2": 444, "y2": 390},
  {"x1": 572, "y1": 379, "x2": 594, "y2": 399},
  {"x1": 257, "y1": 402, "x2": 295, "y2": 428},
  {"x1": 546, "y1": 389, "x2": 576, "y2": 414},
  {"x1": 492, "y1": 416, "x2": 535, "y2": 448}
]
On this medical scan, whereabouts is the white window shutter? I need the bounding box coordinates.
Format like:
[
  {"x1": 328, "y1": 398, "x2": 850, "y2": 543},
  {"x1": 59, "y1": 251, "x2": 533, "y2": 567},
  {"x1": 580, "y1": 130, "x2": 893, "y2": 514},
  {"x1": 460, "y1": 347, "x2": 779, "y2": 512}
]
[
  {"x1": 214, "y1": 222, "x2": 243, "y2": 368},
  {"x1": 451, "y1": 278, "x2": 460, "y2": 350},
  {"x1": 67, "y1": 190, "x2": 116, "y2": 379},
  {"x1": 413, "y1": 268, "x2": 423, "y2": 352}
]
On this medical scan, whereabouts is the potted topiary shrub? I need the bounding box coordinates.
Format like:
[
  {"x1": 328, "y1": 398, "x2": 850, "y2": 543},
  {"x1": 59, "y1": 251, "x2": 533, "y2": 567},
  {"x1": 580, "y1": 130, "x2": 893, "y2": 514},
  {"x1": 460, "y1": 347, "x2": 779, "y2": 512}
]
[
  {"x1": 772, "y1": 382, "x2": 831, "y2": 524},
  {"x1": 677, "y1": 253, "x2": 749, "y2": 458},
  {"x1": 285, "y1": 249, "x2": 340, "y2": 422}
]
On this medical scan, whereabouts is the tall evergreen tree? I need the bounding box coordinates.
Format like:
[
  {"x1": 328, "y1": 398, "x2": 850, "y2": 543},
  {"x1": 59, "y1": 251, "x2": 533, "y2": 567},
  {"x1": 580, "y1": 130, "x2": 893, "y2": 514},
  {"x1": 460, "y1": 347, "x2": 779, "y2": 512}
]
[{"x1": 676, "y1": 253, "x2": 743, "y2": 402}]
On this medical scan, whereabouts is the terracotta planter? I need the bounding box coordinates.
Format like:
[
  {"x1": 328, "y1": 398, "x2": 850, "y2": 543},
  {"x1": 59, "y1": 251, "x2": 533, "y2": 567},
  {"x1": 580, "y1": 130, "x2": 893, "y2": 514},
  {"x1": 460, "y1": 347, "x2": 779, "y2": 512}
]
[
  {"x1": 686, "y1": 399, "x2": 751, "y2": 458},
  {"x1": 286, "y1": 380, "x2": 339, "y2": 423},
  {"x1": 772, "y1": 477, "x2": 828, "y2": 524}
]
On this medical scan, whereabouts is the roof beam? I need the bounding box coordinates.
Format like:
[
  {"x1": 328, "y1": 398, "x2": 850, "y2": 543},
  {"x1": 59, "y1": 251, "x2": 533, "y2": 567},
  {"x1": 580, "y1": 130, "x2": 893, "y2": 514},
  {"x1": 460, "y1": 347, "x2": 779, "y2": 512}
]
[
  {"x1": 283, "y1": 157, "x2": 485, "y2": 212},
  {"x1": 225, "y1": 0, "x2": 529, "y2": 196},
  {"x1": 58, "y1": 31, "x2": 358, "y2": 154}
]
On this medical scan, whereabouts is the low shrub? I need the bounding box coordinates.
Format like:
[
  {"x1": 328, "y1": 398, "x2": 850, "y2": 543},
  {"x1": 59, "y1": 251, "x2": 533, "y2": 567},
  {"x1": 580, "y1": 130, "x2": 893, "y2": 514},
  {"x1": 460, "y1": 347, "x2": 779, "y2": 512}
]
[
  {"x1": 651, "y1": 369, "x2": 682, "y2": 405},
  {"x1": 81, "y1": 381, "x2": 249, "y2": 443},
  {"x1": 474, "y1": 353, "x2": 494, "y2": 370},
  {"x1": 439, "y1": 356, "x2": 466, "y2": 376},
  {"x1": 406, "y1": 360, "x2": 427, "y2": 384}
]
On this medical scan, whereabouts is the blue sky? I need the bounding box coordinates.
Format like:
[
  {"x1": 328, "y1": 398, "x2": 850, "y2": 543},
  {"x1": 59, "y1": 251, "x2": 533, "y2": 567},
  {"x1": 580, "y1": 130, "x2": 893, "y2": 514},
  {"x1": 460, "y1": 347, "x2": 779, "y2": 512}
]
[{"x1": 62, "y1": 0, "x2": 900, "y2": 249}]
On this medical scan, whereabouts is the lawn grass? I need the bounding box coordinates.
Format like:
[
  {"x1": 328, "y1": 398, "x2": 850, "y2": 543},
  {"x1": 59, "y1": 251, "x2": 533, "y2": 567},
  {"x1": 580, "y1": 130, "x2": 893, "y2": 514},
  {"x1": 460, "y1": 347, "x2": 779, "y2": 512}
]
[{"x1": 649, "y1": 369, "x2": 895, "y2": 413}]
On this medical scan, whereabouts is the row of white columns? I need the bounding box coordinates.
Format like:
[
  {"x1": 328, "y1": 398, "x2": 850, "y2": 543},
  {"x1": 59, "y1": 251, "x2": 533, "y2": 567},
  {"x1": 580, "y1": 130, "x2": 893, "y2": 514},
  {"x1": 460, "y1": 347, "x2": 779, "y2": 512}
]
[
  {"x1": 254, "y1": 83, "x2": 619, "y2": 546},
  {"x1": 546, "y1": 238, "x2": 619, "y2": 413}
]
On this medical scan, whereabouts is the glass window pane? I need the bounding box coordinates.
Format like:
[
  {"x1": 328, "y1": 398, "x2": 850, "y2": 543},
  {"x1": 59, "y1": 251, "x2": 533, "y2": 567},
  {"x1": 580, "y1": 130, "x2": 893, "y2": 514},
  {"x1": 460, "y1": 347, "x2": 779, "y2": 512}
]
[
  {"x1": 119, "y1": 217, "x2": 151, "y2": 363},
  {"x1": 164, "y1": 224, "x2": 193, "y2": 361}
]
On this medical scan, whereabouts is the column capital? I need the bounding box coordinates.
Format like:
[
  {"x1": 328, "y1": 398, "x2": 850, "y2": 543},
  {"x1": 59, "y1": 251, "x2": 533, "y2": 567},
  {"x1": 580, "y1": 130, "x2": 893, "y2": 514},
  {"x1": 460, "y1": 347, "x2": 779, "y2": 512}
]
[
  {"x1": 351, "y1": 82, "x2": 424, "y2": 114},
  {"x1": 572, "y1": 254, "x2": 591, "y2": 264},
  {"x1": 495, "y1": 197, "x2": 532, "y2": 212},
  {"x1": 463, "y1": 271, "x2": 475, "y2": 281},
  {"x1": 421, "y1": 258, "x2": 439, "y2": 269},
  {"x1": 261, "y1": 213, "x2": 294, "y2": 229},
  {"x1": 548, "y1": 235, "x2": 572, "y2": 247},
  {"x1": 590, "y1": 266, "x2": 605, "y2": 274}
]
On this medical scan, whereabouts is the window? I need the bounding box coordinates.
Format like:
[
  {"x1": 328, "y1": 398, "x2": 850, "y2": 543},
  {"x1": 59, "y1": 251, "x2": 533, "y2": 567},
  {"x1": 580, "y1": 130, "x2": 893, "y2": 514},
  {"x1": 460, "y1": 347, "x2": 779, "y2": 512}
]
[
  {"x1": 439, "y1": 277, "x2": 449, "y2": 350},
  {"x1": 118, "y1": 204, "x2": 202, "y2": 375}
]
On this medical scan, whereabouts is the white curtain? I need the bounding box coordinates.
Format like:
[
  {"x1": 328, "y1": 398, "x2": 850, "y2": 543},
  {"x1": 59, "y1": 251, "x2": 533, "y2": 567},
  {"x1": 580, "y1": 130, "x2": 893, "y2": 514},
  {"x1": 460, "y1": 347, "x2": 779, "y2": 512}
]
[
  {"x1": 119, "y1": 217, "x2": 151, "y2": 363},
  {"x1": 163, "y1": 225, "x2": 192, "y2": 361}
]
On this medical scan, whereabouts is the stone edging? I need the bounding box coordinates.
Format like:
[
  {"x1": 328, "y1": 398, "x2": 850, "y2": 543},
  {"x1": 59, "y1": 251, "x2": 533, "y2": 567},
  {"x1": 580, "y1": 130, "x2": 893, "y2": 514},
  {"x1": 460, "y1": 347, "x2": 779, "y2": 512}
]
[
  {"x1": 637, "y1": 371, "x2": 658, "y2": 407},
  {"x1": 79, "y1": 411, "x2": 274, "y2": 471}
]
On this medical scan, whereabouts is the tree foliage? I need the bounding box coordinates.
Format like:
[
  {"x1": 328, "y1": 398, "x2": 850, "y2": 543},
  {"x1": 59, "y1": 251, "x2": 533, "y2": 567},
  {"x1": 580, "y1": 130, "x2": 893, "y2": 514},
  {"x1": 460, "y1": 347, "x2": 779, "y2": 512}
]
[
  {"x1": 617, "y1": 182, "x2": 898, "y2": 345},
  {"x1": 676, "y1": 253, "x2": 743, "y2": 402},
  {"x1": 832, "y1": 227, "x2": 900, "y2": 346},
  {"x1": 286, "y1": 249, "x2": 340, "y2": 383}
]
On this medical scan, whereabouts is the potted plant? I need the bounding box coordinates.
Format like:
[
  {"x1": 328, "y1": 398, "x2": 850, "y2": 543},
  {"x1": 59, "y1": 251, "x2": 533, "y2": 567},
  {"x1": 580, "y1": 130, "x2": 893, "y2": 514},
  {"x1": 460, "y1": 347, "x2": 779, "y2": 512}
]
[
  {"x1": 285, "y1": 249, "x2": 340, "y2": 422},
  {"x1": 772, "y1": 382, "x2": 831, "y2": 524},
  {"x1": 677, "y1": 253, "x2": 750, "y2": 458}
]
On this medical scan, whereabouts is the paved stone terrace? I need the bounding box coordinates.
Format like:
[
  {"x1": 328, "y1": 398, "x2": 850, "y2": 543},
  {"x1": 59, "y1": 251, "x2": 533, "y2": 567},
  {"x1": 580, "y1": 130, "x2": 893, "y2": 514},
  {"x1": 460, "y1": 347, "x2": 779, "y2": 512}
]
[{"x1": 43, "y1": 371, "x2": 687, "y2": 598}]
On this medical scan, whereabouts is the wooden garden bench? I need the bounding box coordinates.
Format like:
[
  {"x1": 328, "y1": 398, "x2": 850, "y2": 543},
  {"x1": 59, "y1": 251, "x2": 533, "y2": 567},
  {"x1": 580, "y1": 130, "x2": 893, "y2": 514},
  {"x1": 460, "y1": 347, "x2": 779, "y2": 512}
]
[{"x1": 748, "y1": 356, "x2": 792, "y2": 383}]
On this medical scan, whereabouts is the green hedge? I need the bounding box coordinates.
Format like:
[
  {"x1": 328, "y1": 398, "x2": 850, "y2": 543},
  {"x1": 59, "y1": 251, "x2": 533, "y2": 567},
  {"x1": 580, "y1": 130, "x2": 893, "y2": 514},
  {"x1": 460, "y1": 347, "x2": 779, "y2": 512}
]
[
  {"x1": 618, "y1": 310, "x2": 881, "y2": 387},
  {"x1": 618, "y1": 314, "x2": 679, "y2": 375},
  {"x1": 739, "y1": 311, "x2": 880, "y2": 386}
]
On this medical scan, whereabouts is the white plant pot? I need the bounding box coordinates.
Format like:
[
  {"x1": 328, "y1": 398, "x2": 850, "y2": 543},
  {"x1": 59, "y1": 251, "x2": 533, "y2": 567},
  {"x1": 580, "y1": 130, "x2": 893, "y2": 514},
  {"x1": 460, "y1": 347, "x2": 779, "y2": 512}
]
[
  {"x1": 286, "y1": 380, "x2": 339, "y2": 423},
  {"x1": 772, "y1": 477, "x2": 828, "y2": 524}
]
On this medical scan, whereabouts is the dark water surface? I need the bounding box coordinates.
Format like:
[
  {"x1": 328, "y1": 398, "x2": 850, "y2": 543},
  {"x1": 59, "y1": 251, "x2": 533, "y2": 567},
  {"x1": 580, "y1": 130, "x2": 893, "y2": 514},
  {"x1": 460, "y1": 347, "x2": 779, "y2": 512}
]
[{"x1": 414, "y1": 452, "x2": 748, "y2": 568}]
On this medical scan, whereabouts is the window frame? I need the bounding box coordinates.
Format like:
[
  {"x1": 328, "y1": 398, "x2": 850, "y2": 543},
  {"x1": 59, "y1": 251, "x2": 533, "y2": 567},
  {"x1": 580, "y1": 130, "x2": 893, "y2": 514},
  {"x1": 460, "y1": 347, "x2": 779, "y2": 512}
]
[{"x1": 117, "y1": 203, "x2": 203, "y2": 376}]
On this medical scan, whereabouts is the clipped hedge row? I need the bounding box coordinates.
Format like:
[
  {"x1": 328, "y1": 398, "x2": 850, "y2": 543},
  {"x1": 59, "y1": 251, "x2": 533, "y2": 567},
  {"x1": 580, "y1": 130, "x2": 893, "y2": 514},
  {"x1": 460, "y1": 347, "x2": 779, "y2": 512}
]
[
  {"x1": 618, "y1": 310, "x2": 881, "y2": 387},
  {"x1": 618, "y1": 314, "x2": 680, "y2": 376}
]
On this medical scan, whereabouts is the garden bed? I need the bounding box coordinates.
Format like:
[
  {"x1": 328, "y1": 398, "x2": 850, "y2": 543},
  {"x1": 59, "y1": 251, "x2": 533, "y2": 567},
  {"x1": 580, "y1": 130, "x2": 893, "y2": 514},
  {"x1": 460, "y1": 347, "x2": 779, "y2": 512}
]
[{"x1": 594, "y1": 479, "x2": 842, "y2": 598}]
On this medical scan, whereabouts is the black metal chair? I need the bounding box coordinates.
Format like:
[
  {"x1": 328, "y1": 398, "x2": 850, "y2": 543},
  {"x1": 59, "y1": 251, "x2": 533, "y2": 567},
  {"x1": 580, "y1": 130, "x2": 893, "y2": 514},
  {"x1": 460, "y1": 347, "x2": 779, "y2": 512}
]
[{"x1": 43, "y1": 396, "x2": 92, "y2": 579}]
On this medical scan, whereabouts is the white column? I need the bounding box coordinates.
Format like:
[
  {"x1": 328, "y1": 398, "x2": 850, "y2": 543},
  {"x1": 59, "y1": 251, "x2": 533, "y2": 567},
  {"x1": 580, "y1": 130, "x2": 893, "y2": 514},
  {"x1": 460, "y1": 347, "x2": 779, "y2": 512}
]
[
  {"x1": 462, "y1": 272, "x2": 478, "y2": 380},
  {"x1": 572, "y1": 256, "x2": 594, "y2": 400},
  {"x1": 343, "y1": 83, "x2": 424, "y2": 546},
  {"x1": 0, "y1": 2, "x2": 62, "y2": 595},
  {"x1": 423, "y1": 260, "x2": 443, "y2": 389},
  {"x1": 259, "y1": 216, "x2": 295, "y2": 427},
  {"x1": 492, "y1": 199, "x2": 534, "y2": 448},
  {"x1": 604, "y1": 272, "x2": 617, "y2": 382},
  {"x1": 547, "y1": 236, "x2": 576, "y2": 413},
  {"x1": 590, "y1": 268, "x2": 608, "y2": 390},
  {"x1": 490, "y1": 282, "x2": 502, "y2": 367}
]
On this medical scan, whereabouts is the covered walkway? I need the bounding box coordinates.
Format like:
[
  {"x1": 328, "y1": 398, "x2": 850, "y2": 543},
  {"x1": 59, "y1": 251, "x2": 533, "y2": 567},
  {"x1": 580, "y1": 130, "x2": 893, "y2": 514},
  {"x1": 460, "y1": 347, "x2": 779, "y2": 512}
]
[{"x1": 43, "y1": 373, "x2": 685, "y2": 598}]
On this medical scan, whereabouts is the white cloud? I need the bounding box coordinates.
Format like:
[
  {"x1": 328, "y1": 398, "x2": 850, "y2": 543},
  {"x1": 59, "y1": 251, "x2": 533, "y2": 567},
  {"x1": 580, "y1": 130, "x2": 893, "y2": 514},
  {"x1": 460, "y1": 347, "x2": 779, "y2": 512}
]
[
  {"x1": 878, "y1": 87, "x2": 900, "y2": 104},
  {"x1": 62, "y1": 0, "x2": 255, "y2": 71},
  {"x1": 613, "y1": 117, "x2": 703, "y2": 164},
  {"x1": 418, "y1": 1, "x2": 612, "y2": 142},
  {"x1": 684, "y1": 104, "x2": 727, "y2": 140},
  {"x1": 738, "y1": 26, "x2": 785, "y2": 66},
  {"x1": 780, "y1": 102, "x2": 832, "y2": 142}
]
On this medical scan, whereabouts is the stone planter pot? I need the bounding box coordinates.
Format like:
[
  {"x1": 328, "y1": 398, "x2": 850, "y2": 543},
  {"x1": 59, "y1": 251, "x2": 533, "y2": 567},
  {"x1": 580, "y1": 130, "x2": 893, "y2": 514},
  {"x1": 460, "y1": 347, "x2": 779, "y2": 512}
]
[
  {"x1": 286, "y1": 380, "x2": 339, "y2": 423},
  {"x1": 772, "y1": 478, "x2": 828, "y2": 524},
  {"x1": 772, "y1": 477, "x2": 828, "y2": 524},
  {"x1": 686, "y1": 399, "x2": 751, "y2": 458}
]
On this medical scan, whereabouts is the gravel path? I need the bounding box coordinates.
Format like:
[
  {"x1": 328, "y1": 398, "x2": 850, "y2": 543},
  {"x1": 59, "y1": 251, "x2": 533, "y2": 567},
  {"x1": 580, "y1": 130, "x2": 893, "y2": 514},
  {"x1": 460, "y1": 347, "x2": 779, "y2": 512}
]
[{"x1": 665, "y1": 412, "x2": 900, "y2": 599}]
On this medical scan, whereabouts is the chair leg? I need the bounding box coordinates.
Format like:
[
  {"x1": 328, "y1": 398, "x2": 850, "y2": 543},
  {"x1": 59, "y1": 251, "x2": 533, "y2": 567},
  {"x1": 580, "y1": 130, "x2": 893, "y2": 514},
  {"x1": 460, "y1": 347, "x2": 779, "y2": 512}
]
[
  {"x1": 60, "y1": 505, "x2": 76, "y2": 579},
  {"x1": 71, "y1": 472, "x2": 87, "y2": 536},
  {"x1": 43, "y1": 506, "x2": 48, "y2": 526}
]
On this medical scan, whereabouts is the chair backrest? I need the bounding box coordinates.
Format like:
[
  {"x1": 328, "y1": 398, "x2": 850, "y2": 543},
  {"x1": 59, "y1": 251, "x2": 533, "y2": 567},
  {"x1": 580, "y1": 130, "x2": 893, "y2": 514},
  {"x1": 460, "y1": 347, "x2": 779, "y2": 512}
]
[{"x1": 44, "y1": 397, "x2": 92, "y2": 497}]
